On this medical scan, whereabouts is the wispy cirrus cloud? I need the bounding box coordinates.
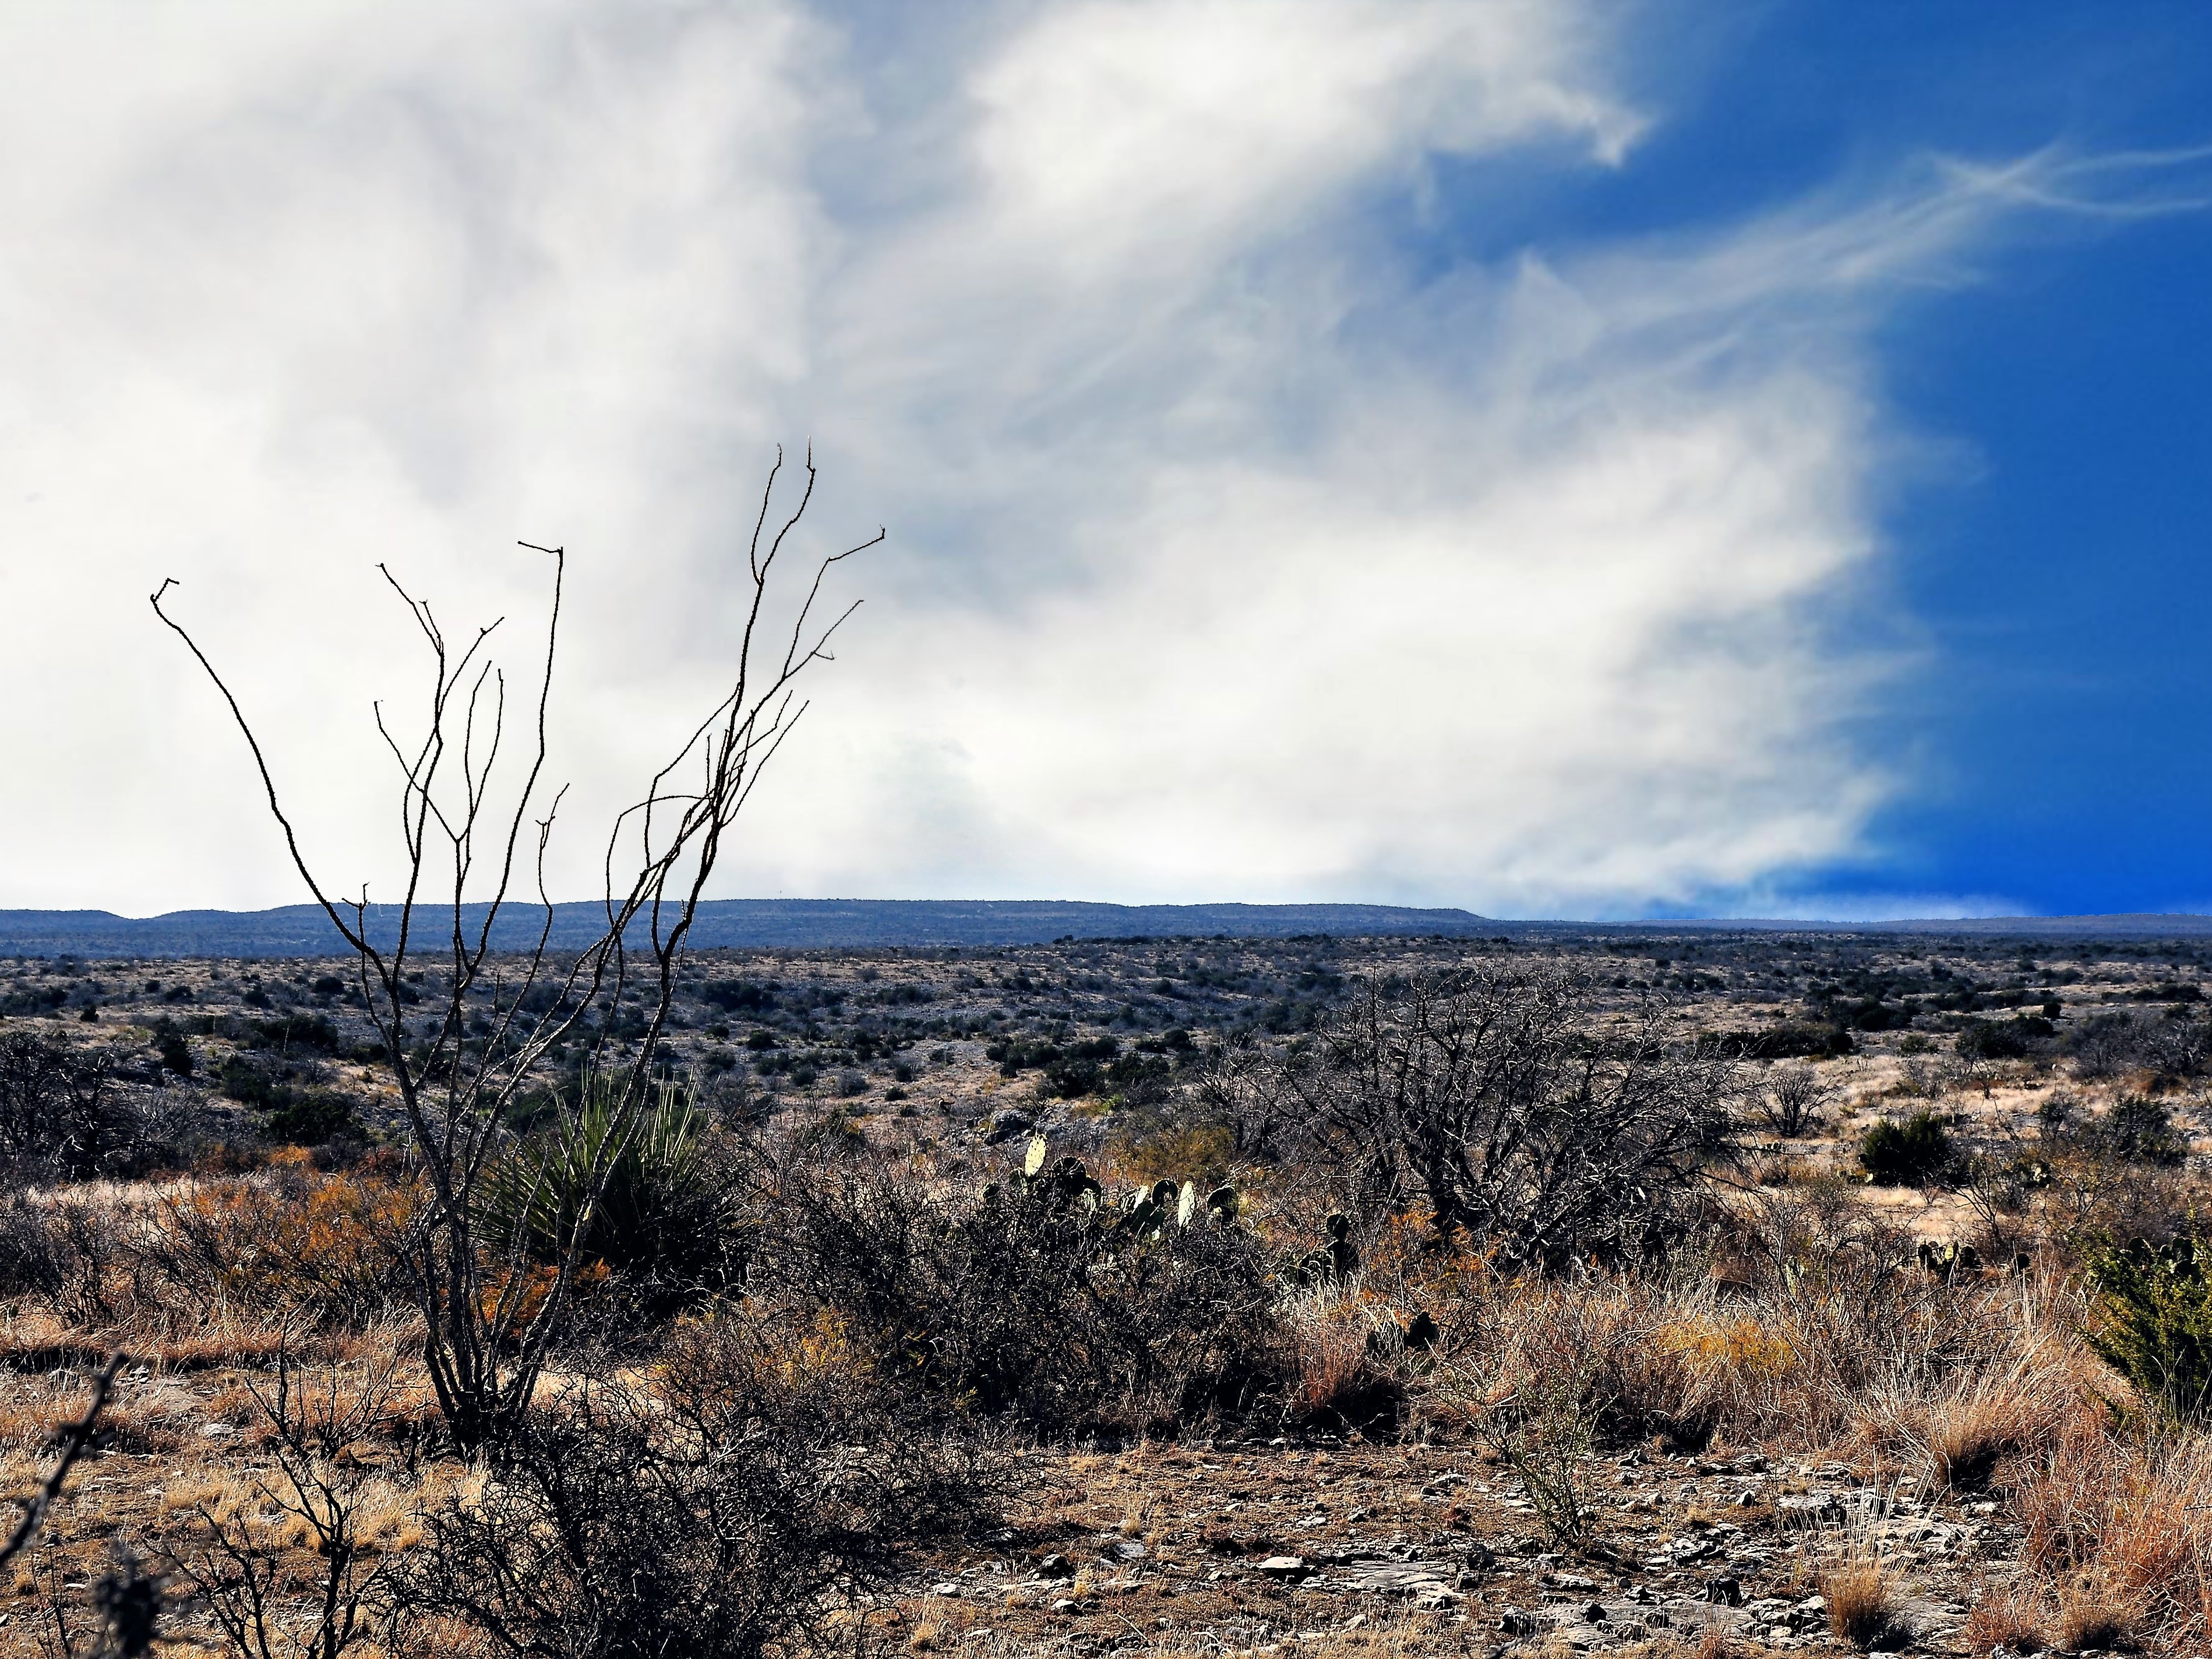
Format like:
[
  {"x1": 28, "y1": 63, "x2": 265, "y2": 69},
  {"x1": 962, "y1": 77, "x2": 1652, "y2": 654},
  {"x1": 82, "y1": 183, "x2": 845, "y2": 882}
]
[{"x1": 0, "y1": 1, "x2": 2137, "y2": 915}]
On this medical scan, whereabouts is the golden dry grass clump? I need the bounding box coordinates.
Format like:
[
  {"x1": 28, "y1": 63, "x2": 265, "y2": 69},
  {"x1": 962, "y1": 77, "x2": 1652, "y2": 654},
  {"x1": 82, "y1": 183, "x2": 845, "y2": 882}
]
[{"x1": 1822, "y1": 1555, "x2": 1903, "y2": 1650}]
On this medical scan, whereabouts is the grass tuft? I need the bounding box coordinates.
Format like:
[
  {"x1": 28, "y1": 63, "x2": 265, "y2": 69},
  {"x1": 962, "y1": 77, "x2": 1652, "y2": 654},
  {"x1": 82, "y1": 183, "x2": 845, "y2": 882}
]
[{"x1": 1823, "y1": 1557, "x2": 1906, "y2": 1651}]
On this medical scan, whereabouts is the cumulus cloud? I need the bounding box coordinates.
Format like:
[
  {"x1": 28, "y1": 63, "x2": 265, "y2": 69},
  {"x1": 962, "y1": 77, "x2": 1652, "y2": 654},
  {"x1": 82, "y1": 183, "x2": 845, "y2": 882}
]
[{"x1": 0, "y1": 0, "x2": 2065, "y2": 914}]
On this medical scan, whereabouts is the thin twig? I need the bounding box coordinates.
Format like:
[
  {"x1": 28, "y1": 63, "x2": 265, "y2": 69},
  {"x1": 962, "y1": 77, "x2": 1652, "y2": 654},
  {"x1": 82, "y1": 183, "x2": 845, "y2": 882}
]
[{"x1": 0, "y1": 1354, "x2": 127, "y2": 1570}]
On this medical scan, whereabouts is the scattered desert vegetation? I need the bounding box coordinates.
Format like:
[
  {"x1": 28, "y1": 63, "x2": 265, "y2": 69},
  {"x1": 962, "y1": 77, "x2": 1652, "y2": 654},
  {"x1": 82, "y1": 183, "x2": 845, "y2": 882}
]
[{"x1": 5, "y1": 924, "x2": 2212, "y2": 1657}]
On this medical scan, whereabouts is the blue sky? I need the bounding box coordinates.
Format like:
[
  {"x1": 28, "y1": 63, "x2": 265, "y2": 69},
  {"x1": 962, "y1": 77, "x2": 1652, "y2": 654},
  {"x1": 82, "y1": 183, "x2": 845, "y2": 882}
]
[
  {"x1": 1405, "y1": 0, "x2": 2212, "y2": 917},
  {"x1": 0, "y1": 1, "x2": 2206, "y2": 920},
  {"x1": 1633, "y1": 1, "x2": 2212, "y2": 916}
]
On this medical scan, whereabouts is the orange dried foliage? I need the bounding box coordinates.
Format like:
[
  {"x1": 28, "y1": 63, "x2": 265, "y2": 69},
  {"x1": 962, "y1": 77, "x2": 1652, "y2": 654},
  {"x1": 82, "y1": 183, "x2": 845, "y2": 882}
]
[
  {"x1": 161, "y1": 1169, "x2": 417, "y2": 1321},
  {"x1": 478, "y1": 1259, "x2": 612, "y2": 1343}
]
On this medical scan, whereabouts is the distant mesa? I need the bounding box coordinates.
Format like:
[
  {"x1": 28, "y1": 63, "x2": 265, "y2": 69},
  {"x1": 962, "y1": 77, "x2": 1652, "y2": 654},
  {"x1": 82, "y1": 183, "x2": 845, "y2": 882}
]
[
  {"x1": 0, "y1": 899, "x2": 1497, "y2": 959},
  {"x1": 3, "y1": 900, "x2": 2210, "y2": 958}
]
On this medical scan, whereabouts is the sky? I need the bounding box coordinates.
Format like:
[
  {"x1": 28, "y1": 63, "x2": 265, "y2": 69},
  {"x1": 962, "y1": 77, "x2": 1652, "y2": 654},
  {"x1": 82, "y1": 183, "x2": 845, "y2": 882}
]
[{"x1": 1, "y1": 1, "x2": 2207, "y2": 923}]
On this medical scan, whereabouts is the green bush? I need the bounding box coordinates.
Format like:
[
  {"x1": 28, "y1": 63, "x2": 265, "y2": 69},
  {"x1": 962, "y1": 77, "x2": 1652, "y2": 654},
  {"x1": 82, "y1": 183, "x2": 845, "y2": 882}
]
[
  {"x1": 1703, "y1": 1023, "x2": 1854, "y2": 1061},
  {"x1": 2087, "y1": 1236, "x2": 2212, "y2": 1421},
  {"x1": 153, "y1": 1025, "x2": 194, "y2": 1078},
  {"x1": 1955, "y1": 1016, "x2": 2052, "y2": 1061},
  {"x1": 1860, "y1": 1110, "x2": 1955, "y2": 1186},
  {"x1": 264, "y1": 1090, "x2": 362, "y2": 1145}
]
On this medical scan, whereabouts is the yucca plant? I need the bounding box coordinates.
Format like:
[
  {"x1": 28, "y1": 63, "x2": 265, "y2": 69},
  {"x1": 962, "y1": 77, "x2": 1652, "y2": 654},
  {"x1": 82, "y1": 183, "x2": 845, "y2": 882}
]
[{"x1": 479, "y1": 1071, "x2": 745, "y2": 1315}]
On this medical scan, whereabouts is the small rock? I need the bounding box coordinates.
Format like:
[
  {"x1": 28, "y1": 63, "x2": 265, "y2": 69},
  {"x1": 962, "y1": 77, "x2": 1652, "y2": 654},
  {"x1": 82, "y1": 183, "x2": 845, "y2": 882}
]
[
  {"x1": 931, "y1": 1583, "x2": 960, "y2": 1597},
  {"x1": 1256, "y1": 1556, "x2": 1306, "y2": 1578},
  {"x1": 1036, "y1": 1554, "x2": 1076, "y2": 1579},
  {"x1": 1779, "y1": 1492, "x2": 1840, "y2": 1516}
]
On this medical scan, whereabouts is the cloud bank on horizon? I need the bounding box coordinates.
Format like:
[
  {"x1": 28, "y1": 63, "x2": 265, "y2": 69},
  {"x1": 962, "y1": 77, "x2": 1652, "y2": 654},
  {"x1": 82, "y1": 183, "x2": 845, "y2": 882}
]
[{"x1": 1, "y1": 2, "x2": 2204, "y2": 920}]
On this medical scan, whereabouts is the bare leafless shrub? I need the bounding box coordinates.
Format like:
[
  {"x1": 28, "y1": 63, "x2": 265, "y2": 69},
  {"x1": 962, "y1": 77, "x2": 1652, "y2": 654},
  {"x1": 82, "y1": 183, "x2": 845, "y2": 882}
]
[
  {"x1": 2065, "y1": 1010, "x2": 2210, "y2": 1082},
  {"x1": 168, "y1": 1337, "x2": 405, "y2": 1658},
  {"x1": 1193, "y1": 1035, "x2": 1290, "y2": 1162},
  {"x1": 124, "y1": 1164, "x2": 415, "y2": 1328},
  {"x1": 0, "y1": 1033, "x2": 127, "y2": 1181},
  {"x1": 1758, "y1": 1060, "x2": 1831, "y2": 1138},
  {"x1": 390, "y1": 1315, "x2": 1004, "y2": 1659},
  {"x1": 0, "y1": 1189, "x2": 69, "y2": 1303},
  {"x1": 1479, "y1": 1363, "x2": 1597, "y2": 1549},
  {"x1": 0, "y1": 1195, "x2": 119, "y2": 1325},
  {"x1": 1256, "y1": 966, "x2": 1738, "y2": 1266},
  {"x1": 764, "y1": 1150, "x2": 1286, "y2": 1435}
]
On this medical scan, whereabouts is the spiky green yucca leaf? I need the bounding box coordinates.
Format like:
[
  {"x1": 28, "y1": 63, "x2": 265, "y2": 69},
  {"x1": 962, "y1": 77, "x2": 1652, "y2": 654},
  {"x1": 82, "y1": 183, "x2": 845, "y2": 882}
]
[{"x1": 478, "y1": 1071, "x2": 737, "y2": 1298}]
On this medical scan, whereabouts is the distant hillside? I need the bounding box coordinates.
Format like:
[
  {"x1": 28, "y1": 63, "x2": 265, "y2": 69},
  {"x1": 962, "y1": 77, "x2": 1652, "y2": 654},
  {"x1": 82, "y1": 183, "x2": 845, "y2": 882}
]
[
  {"x1": 1647, "y1": 913, "x2": 2212, "y2": 938},
  {"x1": 0, "y1": 899, "x2": 1498, "y2": 958},
  {"x1": 9, "y1": 900, "x2": 2210, "y2": 958}
]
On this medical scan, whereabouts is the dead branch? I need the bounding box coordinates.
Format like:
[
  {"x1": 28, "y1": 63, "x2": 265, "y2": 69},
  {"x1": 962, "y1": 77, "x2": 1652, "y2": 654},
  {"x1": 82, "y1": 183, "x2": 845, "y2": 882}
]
[{"x1": 0, "y1": 1354, "x2": 126, "y2": 1572}]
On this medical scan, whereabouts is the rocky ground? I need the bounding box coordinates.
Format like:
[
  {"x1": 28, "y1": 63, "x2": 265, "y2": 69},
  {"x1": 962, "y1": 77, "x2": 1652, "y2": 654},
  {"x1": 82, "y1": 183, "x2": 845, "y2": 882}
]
[{"x1": 882, "y1": 1434, "x2": 2018, "y2": 1658}]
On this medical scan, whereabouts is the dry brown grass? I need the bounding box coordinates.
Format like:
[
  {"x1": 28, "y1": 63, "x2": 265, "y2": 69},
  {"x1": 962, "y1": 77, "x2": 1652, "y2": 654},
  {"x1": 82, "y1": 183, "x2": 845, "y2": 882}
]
[
  {"x1": 2013, "y1": 1415, "x2": 2212, "y2": 1647},
  {"x1": 1873, "y1": 1336, "x2": 2093, "y2": 1492},
  {"x1": 1963, "y1": 1584, "x2": 2049, "y2": 1654},
  {"x1": 6, "y1": 1117, "x2": 2212, "y2": 1658},
  {"x1": 1822, "y1": 1556, "x2": 1901, "y2": 1650},
  {"x1": 1282, "y1": 1284, "x2": 1398, "y2": 1426},
  {"x1": 2055, "y1": 1577, "x2": 2135, "y2": 1654},
  {"x1": 1412, "y1": 1240, "x2": 2102, "y2": 1489}
]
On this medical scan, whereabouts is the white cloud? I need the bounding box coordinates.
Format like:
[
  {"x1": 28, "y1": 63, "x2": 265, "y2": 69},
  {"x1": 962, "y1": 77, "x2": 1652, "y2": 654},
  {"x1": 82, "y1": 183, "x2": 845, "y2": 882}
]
[{"x1": 0, "y1": 1, "x2": 2051, "y2": 915}]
